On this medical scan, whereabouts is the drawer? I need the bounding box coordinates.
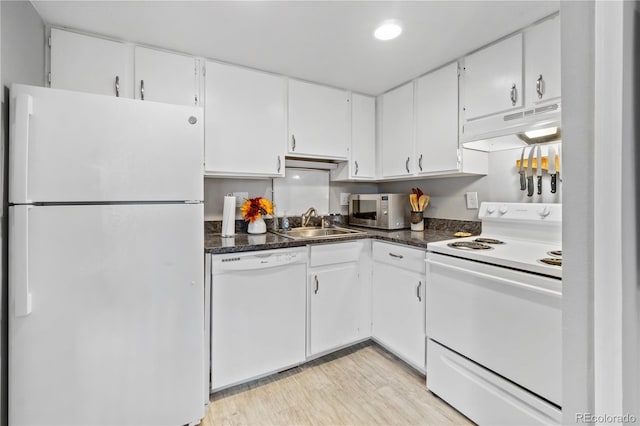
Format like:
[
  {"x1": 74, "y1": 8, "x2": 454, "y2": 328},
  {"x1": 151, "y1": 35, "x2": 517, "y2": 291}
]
[
  {"x1": 427, "y1": 340, "x2": 561, "y2": 425},
  {"x1": 372, "y1": 241, "x2": 425, "y2": 273},
  {"x1": 309, "y1": 241, "x2": 363, "y2": 267}
]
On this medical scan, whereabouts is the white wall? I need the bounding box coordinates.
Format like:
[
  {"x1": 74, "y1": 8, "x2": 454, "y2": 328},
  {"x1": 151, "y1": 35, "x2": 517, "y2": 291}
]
[
  {"x1": 621, "y1": 1, "x2": 639, "y2": 418},
  {"x1": 1, "y1": 1, "x2": 46, "y2": 424},
  {"x1": 203, "y1": 176, "x2": 377, "y2": 220},
  {"x1": 561, "y1": 1, "x2": 596, "y2": 423},
  {"x1": 378, "y1": 147, "x2": 562, "y2": 221}
]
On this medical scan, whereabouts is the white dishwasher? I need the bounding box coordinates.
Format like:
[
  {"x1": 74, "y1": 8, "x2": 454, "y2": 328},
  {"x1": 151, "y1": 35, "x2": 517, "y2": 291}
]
[{"x1": 209, "y1": 247, "x2": 307, "y2": 391}]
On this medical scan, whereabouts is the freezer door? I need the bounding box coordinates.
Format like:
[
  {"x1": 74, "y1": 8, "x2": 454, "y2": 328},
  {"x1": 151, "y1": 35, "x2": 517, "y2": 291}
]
[
  {"x1": 9, "y1": 84, "x2": 203, "y2": 203},
  {"x1": 9, "y1": 204, "x2": 205, "y2": 425}
]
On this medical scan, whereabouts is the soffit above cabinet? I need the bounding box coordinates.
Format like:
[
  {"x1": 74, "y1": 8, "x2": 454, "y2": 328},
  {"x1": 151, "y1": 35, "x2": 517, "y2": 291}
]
[{"x1": 32, "y1": 1, "x2": 559, "y2": 95}]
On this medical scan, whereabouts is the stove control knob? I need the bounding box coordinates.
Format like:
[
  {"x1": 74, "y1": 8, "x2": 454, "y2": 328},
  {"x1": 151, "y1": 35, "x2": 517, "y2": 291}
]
[
  {"x1": 538, "y1": 206, "x2": 551, "y2": 218},
  {"x1": 499, "y1": 205, "x2": 509, "y2": 215},
  {"x1": 486, "y1": 206, "x2": 496, "y2": 214}
]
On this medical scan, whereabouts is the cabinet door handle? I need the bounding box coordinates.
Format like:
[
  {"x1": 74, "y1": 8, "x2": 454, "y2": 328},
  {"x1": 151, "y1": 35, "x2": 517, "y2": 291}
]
[
  {"x1": 115, "y1": 75, "x2": 120, "y2": 97},
  {"x1": 291, "y1": 135, "x2": 296, "y2": 151},
  {"x1": 417, "y1": 281, "x2": 422, "y2": 302},
  {"x1": 140, "y1": 80, "x2": 145, "y2": 100},
  {"x1": 536, "y1": 74, "x2": 545, "y2": 99},
  {"x1": 405, "y1": 157, "x2": 410, "y2": 173},
  {"x1": 314, "y1": 275, "x2": 319, "y2": 294},
  {"x1": 388, "y1": 252, "x2": 404, "y2": 259},
  {"x1": 418, "y1": 154, "x2": 423, "y2": 172},
  {"x1": 510, "y1": 84, "x2": 518, "y2": 106},
  {"x1": 354, "y1": 160, "x2": 359, "y2": 175},
  {"x1": 277, "y1": 156, "x2": 282, "y2": 173}
]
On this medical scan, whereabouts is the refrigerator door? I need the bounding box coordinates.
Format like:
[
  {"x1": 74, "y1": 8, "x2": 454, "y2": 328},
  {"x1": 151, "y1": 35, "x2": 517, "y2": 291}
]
[
  {"x1": 9, "y1": 203, "x2": 205, "y2": 425},
  {"x1": 9, "y1": 84, "x2": 203, "y2": 204}
]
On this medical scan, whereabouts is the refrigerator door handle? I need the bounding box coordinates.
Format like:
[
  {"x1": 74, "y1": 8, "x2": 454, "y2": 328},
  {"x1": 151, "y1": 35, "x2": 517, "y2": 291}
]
[
  {"x1": 10, "y1": 205, "x2": 32, "y2": 316},
  {"x1": 11, "y1": 94, "x2": 33, "y2": 203}
]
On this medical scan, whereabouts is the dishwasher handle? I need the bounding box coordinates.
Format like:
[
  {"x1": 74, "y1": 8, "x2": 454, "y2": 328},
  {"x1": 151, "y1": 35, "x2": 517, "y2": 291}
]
[{"x1": 213, "y1": 252, "x2": 303, "y2": 272}]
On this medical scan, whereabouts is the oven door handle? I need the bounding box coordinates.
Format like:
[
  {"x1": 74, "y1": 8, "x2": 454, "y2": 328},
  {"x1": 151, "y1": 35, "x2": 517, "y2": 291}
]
[{"x1": 426, "y1": 259, "x2": 562, "y2": 298}]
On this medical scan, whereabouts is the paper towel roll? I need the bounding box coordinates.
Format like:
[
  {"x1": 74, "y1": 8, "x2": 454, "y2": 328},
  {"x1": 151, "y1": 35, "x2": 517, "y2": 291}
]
[{"x1": 221, "y1": 195, "x2": 236, "y2": 237}]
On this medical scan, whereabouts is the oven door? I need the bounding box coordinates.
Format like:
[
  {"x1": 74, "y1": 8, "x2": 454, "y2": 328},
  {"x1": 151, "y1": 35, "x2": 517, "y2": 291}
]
[
  {"x1": 425, "y1": 252, "x2": 562, "y2": 405},
  {"x1": 348, "y1": 195, "x2": 382, "y2": 228}
]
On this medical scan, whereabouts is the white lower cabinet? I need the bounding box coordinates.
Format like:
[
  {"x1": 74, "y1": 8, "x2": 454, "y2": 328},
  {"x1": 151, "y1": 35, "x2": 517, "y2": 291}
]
[
  {"x1": 308, "y1": 264, "x2": 359, "y2": 355},
  {"x1": 371, "y1": 241, "x2": 426, "y2": 371},
  {"x1": 307, "y1": 242, "x2": 367, "y2": 357}
]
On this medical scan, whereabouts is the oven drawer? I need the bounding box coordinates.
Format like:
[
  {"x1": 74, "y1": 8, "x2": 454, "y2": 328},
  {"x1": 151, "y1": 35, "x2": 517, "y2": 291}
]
[
  {"x1": 426, "y1": 252, "x2": 562, "y2": 405},
  {"x1": 427, "y1": 340, "x2": 562, "y2": 425}
]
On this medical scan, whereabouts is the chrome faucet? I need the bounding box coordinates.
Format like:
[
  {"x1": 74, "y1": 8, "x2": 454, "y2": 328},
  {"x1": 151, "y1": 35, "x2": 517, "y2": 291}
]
[{"x1": 301, "y1": 207, "x2": 317, "y2": 227}]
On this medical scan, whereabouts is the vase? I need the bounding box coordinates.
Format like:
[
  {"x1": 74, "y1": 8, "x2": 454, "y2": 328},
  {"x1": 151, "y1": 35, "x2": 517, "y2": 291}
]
[
  {"x1": 247, "y1": 217, "x2": 267, "y2": 234},
  {"x1": 410, "y1": 211, "x2": 424, "y2": 231}
]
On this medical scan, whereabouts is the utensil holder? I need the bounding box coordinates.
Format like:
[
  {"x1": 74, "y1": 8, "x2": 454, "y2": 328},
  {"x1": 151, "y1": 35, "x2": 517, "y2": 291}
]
[{"x1": 410, "y1": 211, "x2": 424, "y2": 231}]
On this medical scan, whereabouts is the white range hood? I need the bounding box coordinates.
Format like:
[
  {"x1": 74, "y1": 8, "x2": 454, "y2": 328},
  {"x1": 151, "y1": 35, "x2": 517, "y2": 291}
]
[{"x1": 461, "y1": 101, "x2": 561, "y2": 152}]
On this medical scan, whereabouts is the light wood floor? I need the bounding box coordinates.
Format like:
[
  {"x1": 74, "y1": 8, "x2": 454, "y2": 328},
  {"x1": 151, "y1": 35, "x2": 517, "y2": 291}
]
[{"x1": 200, "y1": 341, "x2": 472, "y2": 426}]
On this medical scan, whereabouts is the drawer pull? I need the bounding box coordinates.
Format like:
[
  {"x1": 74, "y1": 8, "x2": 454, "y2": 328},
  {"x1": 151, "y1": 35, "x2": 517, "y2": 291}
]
[{"x1": 389, "y1": 252, "x2": 404, "y2": 259}]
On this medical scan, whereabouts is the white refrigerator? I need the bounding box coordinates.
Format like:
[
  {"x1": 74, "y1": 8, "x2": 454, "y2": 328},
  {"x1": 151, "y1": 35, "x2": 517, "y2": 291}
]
[{"x1": 8, "y1": 84, "x2": 206, "y2": 425}]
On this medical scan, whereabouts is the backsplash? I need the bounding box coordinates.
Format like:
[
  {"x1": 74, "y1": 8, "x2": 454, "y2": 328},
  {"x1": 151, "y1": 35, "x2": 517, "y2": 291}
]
[
  {"x1": 204, "y1": 177, "x2": 377, "y2": 220},
  {"x1": 205, "y1": 216, "x2": 480, "y2": 235}
]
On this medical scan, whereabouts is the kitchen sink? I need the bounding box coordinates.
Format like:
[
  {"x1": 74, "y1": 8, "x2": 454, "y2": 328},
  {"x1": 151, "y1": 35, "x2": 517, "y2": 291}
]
[{"x1": 270, "y1": 226, "x2": 366, "y2": 240}]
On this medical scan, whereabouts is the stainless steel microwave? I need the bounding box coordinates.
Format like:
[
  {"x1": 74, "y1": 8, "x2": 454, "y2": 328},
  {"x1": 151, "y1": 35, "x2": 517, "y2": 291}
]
[{"x1": 348, "y1": 194, "x2": 410, "y2": 230}]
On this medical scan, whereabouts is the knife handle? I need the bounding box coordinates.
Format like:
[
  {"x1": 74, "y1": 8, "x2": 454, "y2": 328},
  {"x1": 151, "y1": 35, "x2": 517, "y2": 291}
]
[
  {"x1": 527, "y1": 176, "x2": 534, "y2": 197},
  {"x1": 537, "y1": 176, "x2": 542, "y2": 195},
  {"x1": 551, "y1": 174, "x2": 557, "y2": 193},
  {"x1": 520, "y1": 173, "x2": 526, "y2": 191}
]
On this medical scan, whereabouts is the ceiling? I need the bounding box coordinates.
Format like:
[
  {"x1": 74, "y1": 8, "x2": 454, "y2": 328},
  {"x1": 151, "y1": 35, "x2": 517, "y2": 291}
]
[{"x1": 31, "y1": 1, "x2": 560, "y2": 95}]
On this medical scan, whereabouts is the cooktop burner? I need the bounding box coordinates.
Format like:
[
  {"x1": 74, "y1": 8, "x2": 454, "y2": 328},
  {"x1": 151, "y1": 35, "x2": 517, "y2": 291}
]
[
  {"x1": 474, "y1": 238, "x2": 505, "y2": 245},
  {"x1": 447, "y1": 241, "x2": 493, "y2": 250},
  {"x1": 538, "y1": 257, "x2": 562, "y2": 267},
  {"x1": 547, "y1": 250, "x2": 562, "y2": 257}
]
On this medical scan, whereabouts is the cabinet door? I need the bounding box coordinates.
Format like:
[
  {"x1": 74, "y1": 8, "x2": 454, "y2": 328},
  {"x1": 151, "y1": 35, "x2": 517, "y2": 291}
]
[
  {"x1": 134, "y1": 47, "x2": 198, "y2": 106},
  {"x1": 350, "y1": 94, "x2": 376, "y2": 179},
  {"x1": 415, "y1": 63, "x2": 460, "y2": 174},
  {"x1": 50, "y1": 28, "x2": 131, "y2": 98},
  {"x1": 309, "y1": 264, "x2": 360, "y2": 356},
  {"x1": 525, "y1": 16, "x2": 561, "y2": 105},
  {"x1": 463, "y1": 33, "x2": 523, "y2": 120},
  {"x1": 204, "y1": 61, "x2": 286, "y2": 177},
  {"x1": 380, "y1": 82, "x2": 414, "y2": 177},
  {"x1": 288, "y1": 80, "x2": 349, "y2": 159},
  {"x1": 372, "y1": 262, "x2": 425, "y2": 370}
]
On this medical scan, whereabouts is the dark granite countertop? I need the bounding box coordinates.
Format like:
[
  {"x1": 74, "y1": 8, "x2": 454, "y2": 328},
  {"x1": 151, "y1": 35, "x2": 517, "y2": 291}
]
[{"x1": 205, "y1": 225, "x2": 474, "y2": 254}]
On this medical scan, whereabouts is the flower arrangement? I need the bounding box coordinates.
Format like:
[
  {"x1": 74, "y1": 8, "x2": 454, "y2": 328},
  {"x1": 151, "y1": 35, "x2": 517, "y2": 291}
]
[{"x1": 240, "y1": 197, "x2": 274, "y2": 223}]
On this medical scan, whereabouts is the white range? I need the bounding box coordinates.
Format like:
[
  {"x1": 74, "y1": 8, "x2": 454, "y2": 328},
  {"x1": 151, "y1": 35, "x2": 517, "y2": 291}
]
[{"x1": 426, "y1": 202, "x2": 562, "y2": 425}]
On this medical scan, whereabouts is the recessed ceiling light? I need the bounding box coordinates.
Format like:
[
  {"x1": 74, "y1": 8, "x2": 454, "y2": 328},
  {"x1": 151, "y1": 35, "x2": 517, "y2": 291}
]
[{"x1": 374, "y1": 21, "x2": 402, "y2": 41}]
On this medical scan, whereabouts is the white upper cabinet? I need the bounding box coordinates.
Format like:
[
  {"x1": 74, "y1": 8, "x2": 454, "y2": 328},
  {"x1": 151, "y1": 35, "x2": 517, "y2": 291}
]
[
  {"x1": 525, "y1": 15, "x2": 561, "y2": 105},
  {"x1": 462, "y1": 33, "x2": 523, "y2": 120},
  {"x1": 50, "y1": 28, "x2": 132, "y2": 98},
  {"x1": 349, "y1": 94, "x2": 376, "y2": 179},
  {"x1": 287, "y1": 79, "x2": 350, "y2": 159},
  {"x1": 133, "y1": 47, "x2": 199, "y2": 106},
  {"x1": 204, "y1": 61, "x2": 286, "y2": 177},
  {"x1": 415, "y1": 63, "x2": 460, "y2": 175},
  {"x1": 380, "y1": 82, "x2": 414, "y2": 178}
]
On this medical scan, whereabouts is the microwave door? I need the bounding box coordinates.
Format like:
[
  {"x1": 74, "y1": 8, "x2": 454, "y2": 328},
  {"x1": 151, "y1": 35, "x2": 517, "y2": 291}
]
[{"x1": 352, "y1": 199, "x2": 377, "y2": 220}]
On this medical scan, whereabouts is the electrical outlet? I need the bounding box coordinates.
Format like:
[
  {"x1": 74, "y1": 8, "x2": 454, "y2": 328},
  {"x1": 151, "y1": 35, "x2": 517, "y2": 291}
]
[
  {"x1": 340, "y1": 193, "x2": 351, "y2": 206},
  {"x1": 466, "y1": 192, "x2": 479, "y2": 209},
  {"x1": 233, "y1": 192, "x2": 249, "y2": 207}
]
